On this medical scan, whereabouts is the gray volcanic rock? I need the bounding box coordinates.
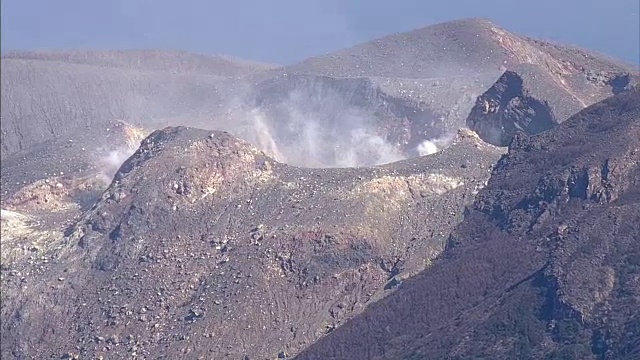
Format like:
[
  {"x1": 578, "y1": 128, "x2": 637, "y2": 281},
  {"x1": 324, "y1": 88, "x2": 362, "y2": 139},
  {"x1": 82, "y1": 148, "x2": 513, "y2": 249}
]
[
  {"x1": 0, "y1": 53, "x2": 264, "y2": 158},
  {"x1": 0, "y1": 120, "x2": 148, "y2": 267},
  {"x1": 284, "y1": 18, "x2": 506, "y2": 79},
  {"x1": 0, "y1": 126, "x2": 503, "y2": 359},
  {"x1": 0, "y1": 61, "x2": 227, "y2": 157},
  {"x1": 295, "y1": 90, "x2": 640, "y2": 360},
  {"x1": 466, "y1": 63, "x2": 638, "y2": 146},
  {"x1": 229, "y1": 71, "x2": 501, "y2": 168},
  {"x1": 1, "y1": 17, "x2": 638, "y2": 360},
  {"x1": 1, "y1": 119, "x2": 147, "y2": 202}
]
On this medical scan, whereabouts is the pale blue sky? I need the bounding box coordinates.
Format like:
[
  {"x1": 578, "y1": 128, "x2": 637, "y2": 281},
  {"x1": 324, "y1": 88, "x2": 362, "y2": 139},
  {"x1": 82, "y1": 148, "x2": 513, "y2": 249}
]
[{"x1": 2, "y1": 0, "x2": 639, "y2": 65}]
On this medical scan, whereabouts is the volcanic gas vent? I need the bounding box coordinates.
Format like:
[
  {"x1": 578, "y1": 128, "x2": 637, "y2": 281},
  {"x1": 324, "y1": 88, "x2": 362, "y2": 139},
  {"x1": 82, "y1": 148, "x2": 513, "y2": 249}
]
[{"x1": 225, "y1": 75, "x2": 461, "y2": 168}]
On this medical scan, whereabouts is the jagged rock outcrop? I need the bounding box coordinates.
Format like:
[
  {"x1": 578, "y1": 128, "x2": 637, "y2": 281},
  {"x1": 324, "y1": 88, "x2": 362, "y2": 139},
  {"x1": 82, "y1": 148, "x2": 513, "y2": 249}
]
[
  {"x1": 296, "y1": 90, "x2": 640, "y2": 360},
  {"x1": 466, "y1": 64, "x2": 638, "y2": 146},
  {"x1": 0, "y1": 126, "x2": 503, "y2": 359}
]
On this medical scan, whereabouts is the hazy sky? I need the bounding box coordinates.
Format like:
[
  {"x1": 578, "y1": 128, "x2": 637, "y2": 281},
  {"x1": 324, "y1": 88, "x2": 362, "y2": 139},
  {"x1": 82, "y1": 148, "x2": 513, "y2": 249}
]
[{"x1": 2, "y1": 0, "x2": 639, "y2": 65}]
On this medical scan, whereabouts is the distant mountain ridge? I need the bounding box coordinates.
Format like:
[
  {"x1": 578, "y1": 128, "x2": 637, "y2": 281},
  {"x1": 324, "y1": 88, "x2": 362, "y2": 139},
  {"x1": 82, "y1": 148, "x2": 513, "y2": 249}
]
[
  {"x1": 284, "y1": 18, "x2": 638, "y2": 78},
  {"x1": 2, "y1": 49, "x2": 279, "y2": 76},
  {"x1": 1, "y1": 18, "x2": 634, "y2": 163}
]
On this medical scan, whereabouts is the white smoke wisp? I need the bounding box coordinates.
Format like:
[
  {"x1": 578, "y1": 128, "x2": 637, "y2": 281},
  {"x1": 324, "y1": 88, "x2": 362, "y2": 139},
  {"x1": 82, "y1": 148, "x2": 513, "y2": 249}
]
[
  {"x1": 416, "y1": 133, "x2": 456, "y2": 156},
  {"x1": 227, "y1": 86, "x2": 408, "y2": 168},
  {"x1": 239, "y1": 109, "x2": 286, "y2": 162},
  {"x1": 416, "y1": 140, "x2": 439, "y2": 156},
  {"x1": 96, "y1": 147, "x2": 138, "y2": 185},
  {"x1": 335, "y1": 128, "x2": 405, "y2": 167}
]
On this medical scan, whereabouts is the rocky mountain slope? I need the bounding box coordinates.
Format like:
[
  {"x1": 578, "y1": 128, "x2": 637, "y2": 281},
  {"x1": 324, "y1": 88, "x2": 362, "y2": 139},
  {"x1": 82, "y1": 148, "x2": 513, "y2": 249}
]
[
  {"x1": 1, "y1": 17, "x2": 638, "y2": 360},
  {"x1": 0, "y1": 126, "x2": 504, "y2": 359},
  {"x1": 296, "y1": 89, "x2": 640, "y2": 360},
  {"x1": 285, "y1": 18, "x2": 636, "y2": 79}
]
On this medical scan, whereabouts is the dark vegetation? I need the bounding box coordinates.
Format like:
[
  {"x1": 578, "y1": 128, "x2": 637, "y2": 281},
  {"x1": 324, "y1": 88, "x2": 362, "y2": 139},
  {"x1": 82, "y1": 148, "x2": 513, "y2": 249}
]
[{"x1": 296, "y1": 89, "x2": 640, "y2": 360}]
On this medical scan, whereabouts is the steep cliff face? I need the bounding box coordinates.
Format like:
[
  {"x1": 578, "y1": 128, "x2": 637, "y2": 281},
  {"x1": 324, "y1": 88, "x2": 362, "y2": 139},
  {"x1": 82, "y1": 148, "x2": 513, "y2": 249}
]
[
  {"x1": 466, "y1": 64, "x2": 638, "y2": 146},
  {"x1": 296, "y1": 90, "x2": 640, "y2": 360}
]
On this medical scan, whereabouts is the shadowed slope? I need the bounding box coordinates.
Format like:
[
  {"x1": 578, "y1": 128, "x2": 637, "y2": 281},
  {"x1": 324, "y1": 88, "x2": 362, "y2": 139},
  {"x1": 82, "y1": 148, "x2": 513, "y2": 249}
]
[
  {"x1": 466, "y1": 64, "x2": 638, "y2": 146},
  {"x1": 296, "y1": 89, "x2": 640, "y2": 360},
  {"x1": 3, "y1": 18, "x2": 632, "y2": 166}
]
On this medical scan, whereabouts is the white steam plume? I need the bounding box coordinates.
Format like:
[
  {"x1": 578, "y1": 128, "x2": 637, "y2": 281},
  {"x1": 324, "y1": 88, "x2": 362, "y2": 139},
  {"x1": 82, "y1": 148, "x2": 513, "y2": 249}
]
[
  {"x1": 416, "y1": 133, "x2": 455, "y2": 156},
  {"x1": 416, "y1": 140, "x2": 438, "y2": 156},
  {"x1": 96, "y1": 147, "x2": 138, "y2": 185},
  {"x1": 226, "y1": 86, "x2": 408, "y2": 168}
]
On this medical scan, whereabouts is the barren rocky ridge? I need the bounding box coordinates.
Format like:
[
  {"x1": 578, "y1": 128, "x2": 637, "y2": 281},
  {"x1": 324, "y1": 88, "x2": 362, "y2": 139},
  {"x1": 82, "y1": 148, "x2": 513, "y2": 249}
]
[
  {"x1": 1, "y1": 126, "x2": 504, "y2": 359},
  {"x1": 1, "y1": 17, "x2": 639, "y2": 360}
]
